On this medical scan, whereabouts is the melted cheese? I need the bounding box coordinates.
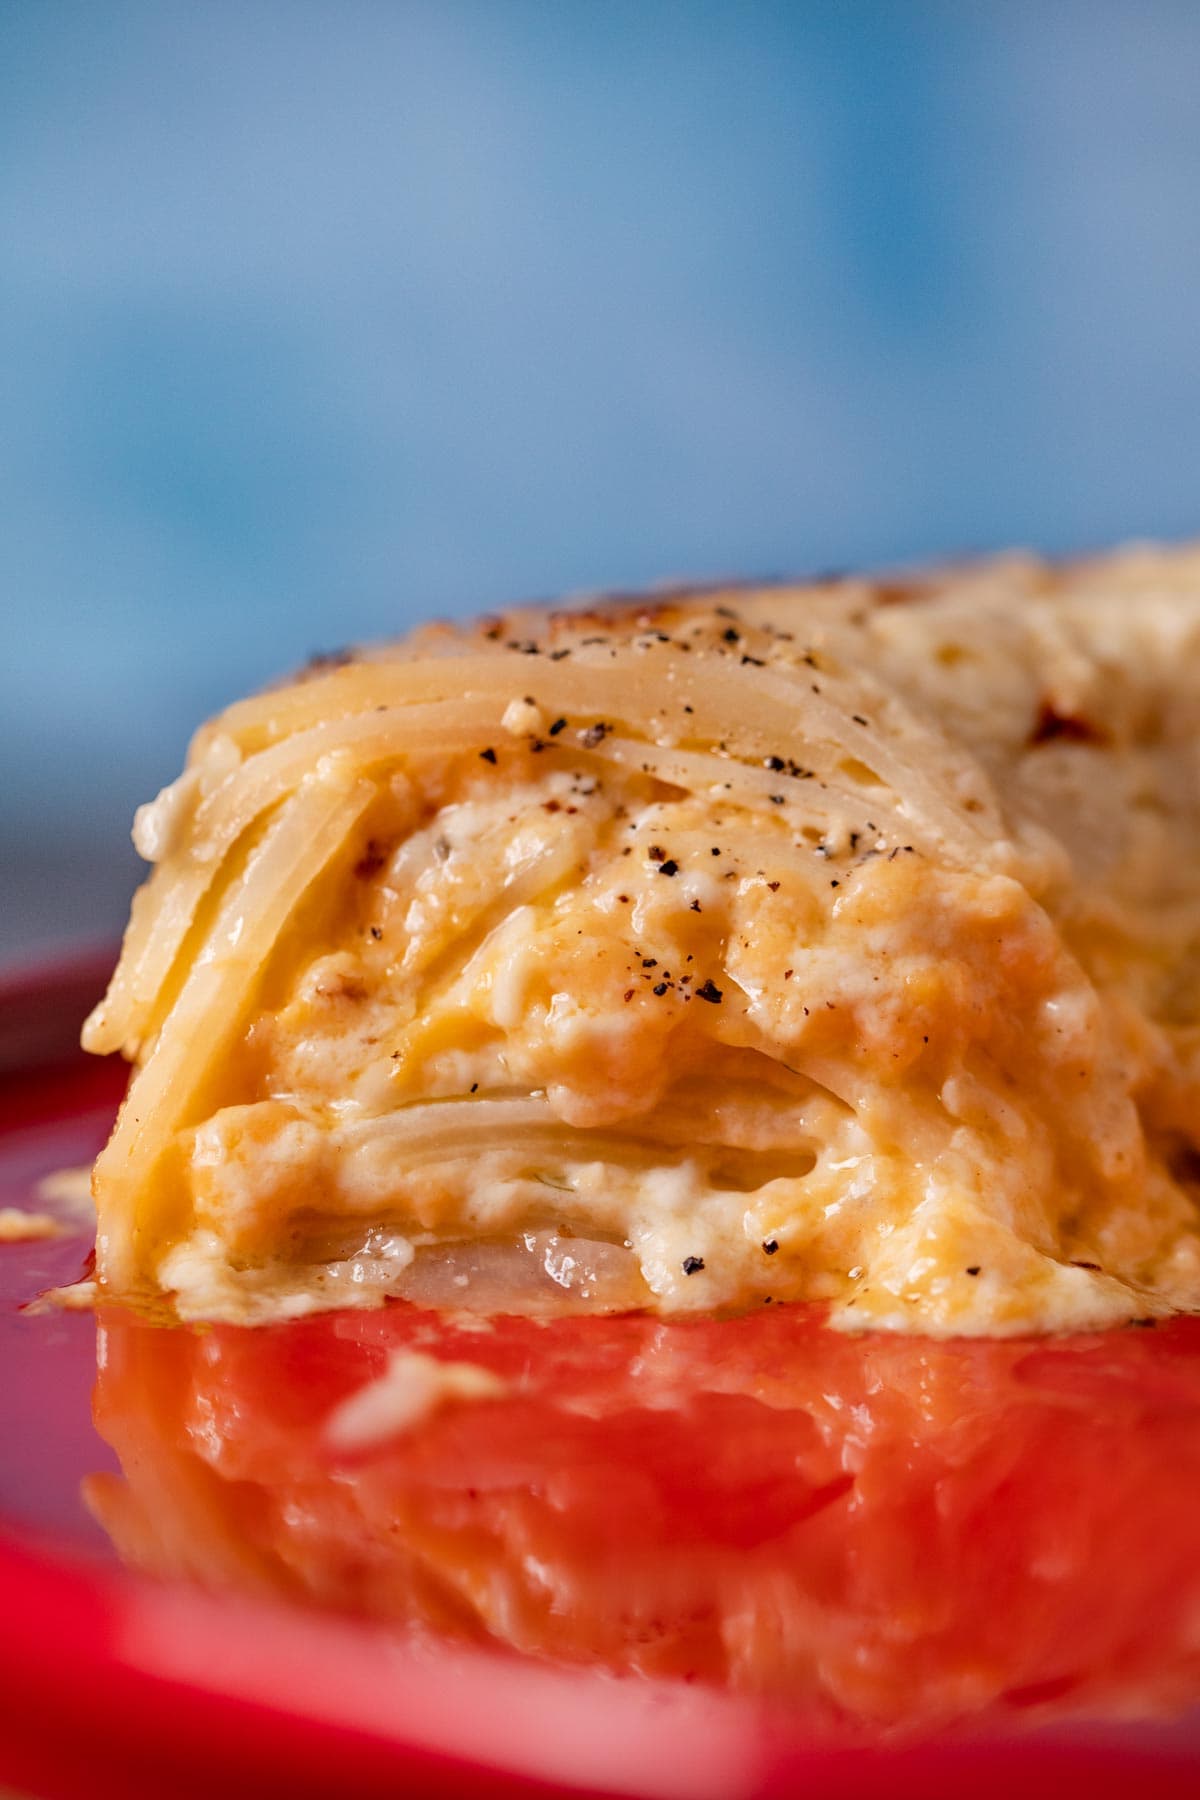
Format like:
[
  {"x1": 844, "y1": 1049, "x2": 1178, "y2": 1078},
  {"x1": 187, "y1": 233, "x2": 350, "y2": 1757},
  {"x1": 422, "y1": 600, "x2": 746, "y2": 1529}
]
[{"x1": 86, "y1": 546, "x2": 1200, "y2": 1334}]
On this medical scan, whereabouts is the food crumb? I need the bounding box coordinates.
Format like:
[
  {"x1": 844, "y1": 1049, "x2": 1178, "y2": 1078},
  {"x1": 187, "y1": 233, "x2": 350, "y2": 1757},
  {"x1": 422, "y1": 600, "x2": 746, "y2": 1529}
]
[
  {"x1": 324, "y1": 1352, "x2": 510, "y2": 1452},
  {"x1": 0, "y1": 1207, "x2": 63, "y2": 1243},
  {"x1": 36, "y1": 1166, "x2": 94, "y2": 1215},
  {"x1": 33, "y1": 1278, "x2": 99, "y2": 1312},
  {"x1": 501, "y1": 696, "x2": 545, "y2": 737}
]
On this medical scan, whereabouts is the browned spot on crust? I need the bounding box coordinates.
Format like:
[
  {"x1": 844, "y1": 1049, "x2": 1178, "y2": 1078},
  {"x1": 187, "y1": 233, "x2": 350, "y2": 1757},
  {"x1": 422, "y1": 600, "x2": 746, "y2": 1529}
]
[
  {"x1": 302, "y1": 646, "x2": 359, "y2": 673},
  {"x1": 354, "y1": 842, "x2": 388, "y2": 879},
  {"x1": 872, "y1": 579, "x2": 940, "y2": 608},
  {"x1": 1028, "y1": 702, "x2": 1110, "y2": 748},
  {"x1": 316, "y1": 974, "x2": 368, "y2": 1002}
]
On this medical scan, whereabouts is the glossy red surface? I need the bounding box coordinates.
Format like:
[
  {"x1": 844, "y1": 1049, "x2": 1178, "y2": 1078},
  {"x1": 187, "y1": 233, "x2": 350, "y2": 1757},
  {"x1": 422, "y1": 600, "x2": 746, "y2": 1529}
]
[
  {"x1": 0, "y1": 1055, "x2": 124, "y2": 1550},
  {"x1": 85, "y1": 1300, "x2": 1200, "y2": 1733},
  {"x1": 4, "y1": 952, "x2": 1200, "y2": 1798}
]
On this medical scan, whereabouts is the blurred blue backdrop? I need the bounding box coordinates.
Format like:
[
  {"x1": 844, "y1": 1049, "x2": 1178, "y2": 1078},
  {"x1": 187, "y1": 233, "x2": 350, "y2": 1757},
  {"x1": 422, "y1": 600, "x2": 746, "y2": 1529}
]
[{"x1": 3, "y1": 0, "x2": 1200, "y2": 957}]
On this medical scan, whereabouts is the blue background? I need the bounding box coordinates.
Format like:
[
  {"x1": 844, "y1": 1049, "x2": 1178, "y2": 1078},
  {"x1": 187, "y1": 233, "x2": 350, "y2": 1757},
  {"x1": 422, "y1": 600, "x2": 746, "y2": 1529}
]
[{"x1": 3, "y1": 1, "x2": 1200, "y2": 957}]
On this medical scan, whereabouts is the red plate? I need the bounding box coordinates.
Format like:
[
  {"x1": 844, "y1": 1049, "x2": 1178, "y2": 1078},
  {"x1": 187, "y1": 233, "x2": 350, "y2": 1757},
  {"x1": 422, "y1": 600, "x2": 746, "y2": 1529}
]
[{"x1": 4, "y1": 950, "x2": 1200, "y2": 1800}]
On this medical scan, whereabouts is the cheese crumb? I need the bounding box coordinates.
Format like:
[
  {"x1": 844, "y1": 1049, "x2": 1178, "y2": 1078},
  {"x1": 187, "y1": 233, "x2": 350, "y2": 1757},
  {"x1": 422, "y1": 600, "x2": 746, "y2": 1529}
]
[
  {"x1": 502, "y1": 696, "x2": 545, "y2": 737},
  {"x1": 0, "y1": 1207, "x2": 64, "y2": 1243},
  {"x1": 36, "y1": 1166, "x2": 96, "y2": 1221},
  {"x1": 35, "y1": 1278, "x2": 99, "y2": 1311},
  {"x1": 324, "y1": 1350, "x2": 510, "y2": 1451}
]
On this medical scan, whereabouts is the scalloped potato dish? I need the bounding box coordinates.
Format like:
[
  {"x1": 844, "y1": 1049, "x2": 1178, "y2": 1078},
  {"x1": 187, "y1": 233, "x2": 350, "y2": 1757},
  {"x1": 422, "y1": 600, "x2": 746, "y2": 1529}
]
[{"x1": 84, "y1": 545, "x2": 1200, "y2": 1334}]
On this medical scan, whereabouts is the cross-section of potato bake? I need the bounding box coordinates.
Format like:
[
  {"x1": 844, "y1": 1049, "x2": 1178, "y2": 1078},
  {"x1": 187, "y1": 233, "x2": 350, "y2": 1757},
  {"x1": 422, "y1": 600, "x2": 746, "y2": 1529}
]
[{"x1": 85, "y1": 545, "x2": 1200, "y2": 1333}]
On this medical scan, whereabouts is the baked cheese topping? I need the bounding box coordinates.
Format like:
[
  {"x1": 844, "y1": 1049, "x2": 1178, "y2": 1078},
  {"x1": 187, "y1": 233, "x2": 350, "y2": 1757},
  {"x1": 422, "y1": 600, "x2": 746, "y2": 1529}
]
[{"x1": 85, "y1": 546, "x2": 1200, "y2": 1333}]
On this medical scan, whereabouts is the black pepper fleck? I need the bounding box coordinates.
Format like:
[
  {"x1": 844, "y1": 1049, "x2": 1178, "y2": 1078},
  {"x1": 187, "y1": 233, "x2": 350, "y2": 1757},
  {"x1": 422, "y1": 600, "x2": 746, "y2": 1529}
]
[
  {"x1": 682, "y1": 1255, "x2": 705, "y2": 1275},
  {"x1": 695, "y1": 978, "x2": 723, "y2": 1004}
]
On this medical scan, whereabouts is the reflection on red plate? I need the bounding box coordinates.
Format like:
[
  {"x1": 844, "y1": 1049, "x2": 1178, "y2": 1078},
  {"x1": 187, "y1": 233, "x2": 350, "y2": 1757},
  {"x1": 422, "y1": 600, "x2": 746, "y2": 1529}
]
[
  {"x1": 4, "y1": 951, "x2": 1200, "y2": 1798},
  {"x1": 87, "y1": 1303, "x2": 1200, "y2": 1737}
]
